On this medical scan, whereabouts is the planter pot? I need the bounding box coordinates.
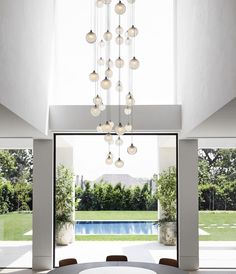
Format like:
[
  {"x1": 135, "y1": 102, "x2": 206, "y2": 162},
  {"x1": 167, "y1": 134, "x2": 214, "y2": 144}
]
[
  {"x1": 159, "y1": 221, "x2": 176, "y2": 246},
  {"x1": 56, "y1": 222, "x2": 75, "y2": 246}
]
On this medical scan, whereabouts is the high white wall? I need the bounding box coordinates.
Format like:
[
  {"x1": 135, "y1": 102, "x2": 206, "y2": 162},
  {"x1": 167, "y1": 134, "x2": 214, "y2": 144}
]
[
  {"x1": 0, "y1": 0, "x2": 54, "y2": 135},
  {"x1": 177, "y1": 0, "x2": 236, "y2": 136}
]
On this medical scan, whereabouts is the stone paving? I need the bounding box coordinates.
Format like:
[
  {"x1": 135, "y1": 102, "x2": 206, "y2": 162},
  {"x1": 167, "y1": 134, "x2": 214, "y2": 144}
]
[{"x1": 1, "y1": 241, "x2": 236, "y2": 269}]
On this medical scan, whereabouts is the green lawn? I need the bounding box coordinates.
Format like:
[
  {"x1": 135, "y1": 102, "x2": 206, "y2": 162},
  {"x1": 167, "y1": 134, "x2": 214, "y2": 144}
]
[
  {"x1": 199, "y1": 211, "x2": 236, "y2": 241},
  {"x1": 1, "y1": 211, "x2": 236, "y2": 241},
  {"x1": 0, "y1": 211, "x2": 32, "y2": 241}
]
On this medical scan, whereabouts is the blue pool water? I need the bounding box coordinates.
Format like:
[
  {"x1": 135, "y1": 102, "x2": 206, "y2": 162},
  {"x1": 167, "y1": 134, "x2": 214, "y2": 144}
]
[{"x1": 75, "y1": 221, "x2": 157, "y2": 235}]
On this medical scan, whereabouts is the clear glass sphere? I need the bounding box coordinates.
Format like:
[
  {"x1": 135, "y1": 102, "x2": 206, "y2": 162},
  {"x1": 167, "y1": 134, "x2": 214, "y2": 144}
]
[
  {"x1": 89, "y1": 70, "x2": 99, "y2": 82},
  {"x1": 105, "y1": 155, "x2": 113, "y2": 165},
  {"x1": 93, "y1": 95, "x2": 102, "y2": 105},
  {"x1": 129, "y1": 57, "x2": 140, "y2": 69},
  {"x1": 116, "y1": 35, "x2": 124, "y2": 45},
  {"x1": 101, "y1": 77, "x2": 111, "y2": 89},
  {"x1": 106, "y1": 59, "x2": 113, "y2": 68},
  {"x1": 127, "y1": 0, "x2": 135, "y2": 3},
  {"x1": 96, "y1": 123, "x2": 102, "y2": 132},
  {"x1": 102, "y1": 121, "x2": 112, "y2": 132},
  {"x1": 127, "y1": 95, "x2": 135, "y2": 106},
  {"x1": 98, "y1": 57, "x2": 104, "y2": 66},
  {"x1": 103, "y1": 30, "x2": 112, "y2": 41},
  {"x1": 125, "y1": 37, "x2": 131, "y2": 46},
  {"x1": 115, "y1": 136, "x2": 123, "y2": 146},
  {"x1": 96, "y1": 0, "x2": 104, "y2": 8},
  {"x1": 104, "y1": 133, "x2": 113, "y2": 143},
  {"x1": 128, "y1": 25, "x2": 138, "y2": 37},
  {"x1": 115, "y1": 57, "x2": 124, "y2": 68},
  {"x1": 115, "y1": 122, "x2": 126, "y2": 135},
  {"x1": 99, "y1": 103, "x2": 106, "y2": 111},
  {"x1": 90, "y1": 105, "x2": 101, "y2": 117},
  {"x1": 115, "y1": 1, "x2": 126, "y2": 15},
  {"x1": 116, "y1": 25, "x2": 124, "y2": 35},
  {"x1": 127, "y1": 143, "x2": 137, "y2": 155},
  {"x1": 103, "y1": 0, "x2": 112, "y2": 4},
  {"x1": 125, "y1": 123, "x2": 132, "y2": 132},
  {"x1": 116, "y1": 81, "x2": 123, "y2": 92},
  {"x1": 105, "y1": 68, "x2": 113, "y2": 78},
  {"x1": 99, "y1": 39, "x2": 105, "y2": 47},
  {"x1": 115, "y1": 158, "x2": 124, "y2": 168},
  {"x1": 86, "y1": 30, "x2": 97, "y2": 43},
  {"x1": 124, "y1": 106, "x2": 132, "y2": 115},
  {"x1": 109, "y1": 120, "x2": 114, "y2": 129}
]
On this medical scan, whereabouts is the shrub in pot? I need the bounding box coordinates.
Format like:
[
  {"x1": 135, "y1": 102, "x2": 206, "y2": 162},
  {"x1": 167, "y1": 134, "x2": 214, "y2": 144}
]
[
  {"x1": 55, "y1": 164, "x2": 75, "y2": 245},
  {"x1": 154, "y1": 166, "x2": 176, "y2": 246}
]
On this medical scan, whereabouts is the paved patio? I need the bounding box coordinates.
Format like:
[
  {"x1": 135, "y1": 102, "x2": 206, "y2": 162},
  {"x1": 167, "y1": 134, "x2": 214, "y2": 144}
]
[{"x1": 1, "y1": 241, "x2": 236, "y2": 268}]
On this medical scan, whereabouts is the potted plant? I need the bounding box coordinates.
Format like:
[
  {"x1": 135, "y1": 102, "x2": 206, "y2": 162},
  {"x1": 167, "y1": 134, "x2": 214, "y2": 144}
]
[
  {"x1": 55, "y1": 164, "x2": 75, "y2": 245},
  {"x1": 154, "y1": 166, "x2": 177, "y2": 246}
]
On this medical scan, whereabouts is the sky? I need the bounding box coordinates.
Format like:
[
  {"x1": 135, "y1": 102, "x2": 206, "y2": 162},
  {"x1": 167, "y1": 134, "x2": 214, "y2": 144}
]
[{"x1": 50, "y1": 0, "x2": 175, "y2": 105}]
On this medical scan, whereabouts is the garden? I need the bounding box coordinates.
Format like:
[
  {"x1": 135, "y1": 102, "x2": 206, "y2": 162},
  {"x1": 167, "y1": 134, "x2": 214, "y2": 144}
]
[{"x1": 0, "y1": 148, "x2": 236, "y2": 242}]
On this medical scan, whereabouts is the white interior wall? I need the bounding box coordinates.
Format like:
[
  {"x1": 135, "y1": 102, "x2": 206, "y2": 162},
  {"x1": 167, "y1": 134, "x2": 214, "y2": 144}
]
[
  {"x1": 177, "y1": 0, "x2": 236, "y2": 137},
  {"x1": 0, "y1": 0, "x2": 54, "y2": 135}
]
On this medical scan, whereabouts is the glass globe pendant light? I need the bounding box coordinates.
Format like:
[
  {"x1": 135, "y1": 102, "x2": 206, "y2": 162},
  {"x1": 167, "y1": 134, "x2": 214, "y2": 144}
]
[
  {"x1": 125, "y1": 123, "x2": 132, "y2": 132},
  {"x1": 115, "y1": 158, "x2": 124, "y2": 168},
  {"x1": 103, "y1": 30, "x2": 112, "y2": 41},
  {"x1": 101, "y1": 77, "x2": 111, "y2": 89},
  {"x1": 106, "y1": 58, "x2": 113, "y2": 67},
  {"x1": 129, "y1": 57, "x2": 140, "y2": 69},
  {"x1": 96, "y1": 0, "x2": 104, "y2": 8},
  {"x1": 105, "y1": 155, "x2": 113, "y2": 165},
  {"x1": 104, "y1": 133, "x2": 113, "y2": 143},
  {"x1": 101, "y1": 121, "x2": 112, "y2": 133},
  {"x1": 105, "y1": 68, "x2": 113, "y2": 78},
  {"x1": 99, "y1": 39, "x2": 105, "y2": 47},
  {"x1": 124, "y1": 106, "x2": 132, "y2": 115},
  {"x1": 98, "y1": 57, "x2": 104, "y2": 66},
  {"x1": 116, "y1": 35, "x2": 124, "y2": 45},
  {"x1": 89, "y1": 70, "x2": 99, "y2": 82},
  {"x1": 115, "y1": 136, "x2": 123, "y2": 146},
  {"x1": 126, "y1": 92, "x2": 135, "y2": 106},
  {"x1": 116, "y1": 81, "x2": 123, "y2": 92},
  {"x1": 99, "y1": 103, "x2": 106, "y2": 111},
  {"x1": 93, "y1": 95, "x2": 102, "y2": 105},
  {"x1": 115, "y1": 122, "x2": 126, "y2": 135},
  {"x1": 86, "y1": 30, "x2": 97, "y2": 43},
  {"x1": 116, "y1": 25, "x2": 123, "y2": 35},
  {"x1": 115, "y1": 57, "x2": 124, "y2": 68},
  {"x1": 127, "y1": 143, "x2": 137, "y2": 155},
  {"x1": 90, "y1": 105, "x2": 101, "y2": 117},
  {"x1": 115, "y1": 1, "x2": 126, "y2": 15},
  {"x1": 128, "y1": 25, "x2": 138, "y2": 37}
]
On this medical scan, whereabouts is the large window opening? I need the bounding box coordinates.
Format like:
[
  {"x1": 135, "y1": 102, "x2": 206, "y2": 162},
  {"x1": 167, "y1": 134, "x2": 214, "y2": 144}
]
[
  {"x1": 54, "y1": 134, "x2": 177, "y2": 266},
  {"x1": 198, "y1": 146, "x2": 236, "y2": 268},
  {"x1": 0, "y1": 143, "x2": 33, "y2": 268}
]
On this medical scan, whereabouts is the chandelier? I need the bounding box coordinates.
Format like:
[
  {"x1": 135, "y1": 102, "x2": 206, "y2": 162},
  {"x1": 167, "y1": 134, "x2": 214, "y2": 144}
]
[{"x1": 86, "y1": 0, "x2": 139, "y2": 168}]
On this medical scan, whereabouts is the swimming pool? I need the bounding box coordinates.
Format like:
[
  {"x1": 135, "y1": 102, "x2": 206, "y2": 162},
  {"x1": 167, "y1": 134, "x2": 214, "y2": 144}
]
[{"x1": 75, "y1": 220, "x2": 157, "y2": 235}]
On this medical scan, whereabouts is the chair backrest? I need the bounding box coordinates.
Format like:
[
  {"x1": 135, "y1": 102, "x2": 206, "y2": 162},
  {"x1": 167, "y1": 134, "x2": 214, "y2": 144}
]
[
  {"x1": 159, "y1": 258, "x2": 178, "y2": 268},
  {"x1": 106, "y1": 255, "x2": 128, "y2": 261},
  {"x1": 59, "y1": 258, "x2": 78, "y2": 267}
]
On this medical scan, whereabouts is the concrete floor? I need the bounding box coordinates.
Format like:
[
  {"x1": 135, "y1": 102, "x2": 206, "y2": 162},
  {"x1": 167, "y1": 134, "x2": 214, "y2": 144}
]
[{"x1": 1, "y1": 241, "x2": 236, "y2": 269}]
